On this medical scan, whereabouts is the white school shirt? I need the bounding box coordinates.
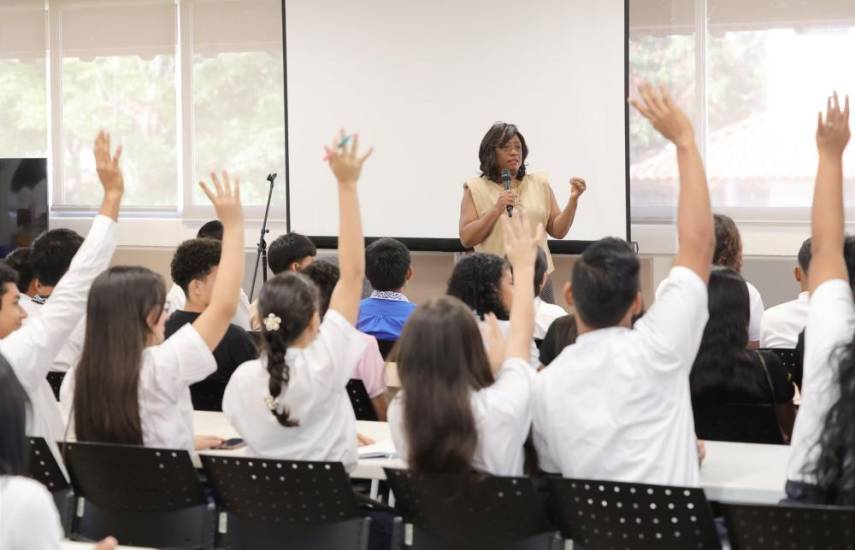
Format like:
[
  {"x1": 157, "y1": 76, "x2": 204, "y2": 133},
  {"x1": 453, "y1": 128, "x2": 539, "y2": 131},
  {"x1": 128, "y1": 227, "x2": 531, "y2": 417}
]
[
  {"x1": 18, "y1": 297, "x2": 40, "y2": 324},
  {"x1": 479, "y1": 318, "x2": 540, "y2": 369},
  {"x1": 534, "y1": 297, "x2": 567, "y2": 340},
  {"x1": 0, "y1": 476, "x2": 63, "y2": 550},
  {"x1": 760, "y1": 292, "x2": 810, "y2": 349},
  {"x1": 21, "y1": 300, "x2": 85, "y2": 373},
  {"x1": 165, "y1": 283, "x2": 252, "y2": 331},
  {"x1": 61, "y1": 324, "x2": 216, "y2": 452},
  {"x1": 534, "y1": 266, "x2": 707, "y2": 487},
  {"x1": 655, "y1": 277, "x2": 764, "y2": 343},
  {"x1": 0, "y1": 215, "x2": 116, "y2": 466},
  {"x1": 787, "y1": 280, "x2": 855, "y2": 483},
  {"x1": 222, "y1": 309, "x2": 368, "y2": 471},
  {"x1": 387, "y1": 356, "x2": 534, "y2": 476}
]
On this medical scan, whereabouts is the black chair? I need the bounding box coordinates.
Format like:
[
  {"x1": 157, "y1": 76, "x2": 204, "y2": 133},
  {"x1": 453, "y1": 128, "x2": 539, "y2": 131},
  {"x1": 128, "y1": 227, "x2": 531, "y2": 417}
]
[
  {"x1": 201, "y1": 455, "x2": 370, "y2": 550},
  {"x1": 377, "y1": 339, "x2": 397, "y2": 361},
  {"x1": 547, "y1": 477, "x2": 721, "y2": 550},
  {"x1": 64, "y1": 442, "x2": 215, "y2": 549},
  {"x1": 721, "y1": 501, "x2": 855, "y2": 550},
  {"x1": 693, "y1": 402, "x2": 786, "y2": 444},
  {"x1": 28, "y1": 437, "x2": 74, "y2": 535},
  {"x1": 46, "y1": 371, "x2": 65, "y2": 400},
  {"x1": 384, "y1": 468, "x2": 561, "y2": 550},
  {"x1": 761, "y1": 347, "x2": 802, "y2": 389},
  {"x1": 347, "y1": 378, "x2": 379, "y2": 421}
]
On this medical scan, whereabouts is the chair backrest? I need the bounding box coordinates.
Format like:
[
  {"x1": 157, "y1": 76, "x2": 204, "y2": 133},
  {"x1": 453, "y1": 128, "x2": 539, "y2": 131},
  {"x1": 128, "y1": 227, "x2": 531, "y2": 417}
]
[
  {"x1": 28, "y1": 437, "x2": 69, "y2": 492},
  {"x1": 65, "y1": 441, "x2": 206, "y2": 513},
  {"x1": 46, "y1": 371, "x2": 65, "y2": 400},
  {"x1": 760, "y1": 347, "x2": 801, "y2": 388},
  {"x1": 385, "y1": 468, "x2": 559, "y2": 549},
  {"x1": 721, "y1": 501, "x2": 855, "y2": 550},
  {"x1": 347, "y1": 378, "x2": 379, "y2": 421},
  {"x1": 201, "y1": 456, "x2": 368, "y2": 550},
  {"x1": 693, "y1": 402, "x2": 786, "y2": 444},
  {"x1": 546, "y1": 477, "x2": 721, "y2": 550}
]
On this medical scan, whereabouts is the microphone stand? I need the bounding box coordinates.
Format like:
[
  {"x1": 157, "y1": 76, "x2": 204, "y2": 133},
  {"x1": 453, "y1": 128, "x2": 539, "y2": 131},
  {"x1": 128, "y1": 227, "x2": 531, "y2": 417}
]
[{"x1": 249, "y1": 173, "x2": 277, "y2": 302}]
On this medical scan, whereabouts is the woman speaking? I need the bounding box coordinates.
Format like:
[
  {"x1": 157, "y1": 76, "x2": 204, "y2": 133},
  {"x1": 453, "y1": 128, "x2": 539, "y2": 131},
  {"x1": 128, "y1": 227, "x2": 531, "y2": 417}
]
[{"x1": 458, "y1": 122, "x2": 586, "y2": 290}]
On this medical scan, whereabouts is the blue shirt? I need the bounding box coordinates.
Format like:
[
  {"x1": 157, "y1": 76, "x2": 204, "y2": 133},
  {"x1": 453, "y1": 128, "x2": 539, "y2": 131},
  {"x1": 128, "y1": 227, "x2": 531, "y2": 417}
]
[{"x1": 357, "y1": 296, "x2": 417, "y2": 341}]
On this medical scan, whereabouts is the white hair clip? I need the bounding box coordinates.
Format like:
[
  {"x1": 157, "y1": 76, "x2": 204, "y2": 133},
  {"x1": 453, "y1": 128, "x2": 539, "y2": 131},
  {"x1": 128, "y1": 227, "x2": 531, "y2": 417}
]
[
  {"x1": 264, "y1": 395, "x2": 278, "y2": 412},
  {"x1": 263, "y1": 313, "x2": 282, "y2": 332}
]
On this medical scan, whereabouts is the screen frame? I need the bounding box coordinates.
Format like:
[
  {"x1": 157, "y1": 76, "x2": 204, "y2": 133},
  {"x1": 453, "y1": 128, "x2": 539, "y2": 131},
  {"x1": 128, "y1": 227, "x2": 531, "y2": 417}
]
[{"x1": 280, "y1": 0, "x2": 630, "y2": 254}]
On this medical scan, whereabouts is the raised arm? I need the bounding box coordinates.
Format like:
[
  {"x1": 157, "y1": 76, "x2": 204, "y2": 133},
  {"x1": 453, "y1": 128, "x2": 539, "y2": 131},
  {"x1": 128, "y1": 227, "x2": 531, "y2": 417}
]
[
  {"x1": 809, "y1": 92, "x2": 850, "y2": 290},
  {"x1": 630, "y1": 84, "x2": 714, "y2": 282},
  {"x1": 502, "y1": 211, "x2": 543, "y2": 361},
  {"x1": 0, "y1": 131, "x2": 122, "y2": 390},
  {"x1": 192, "y1": 172, "x2": 244, "y2": 350},
  {"x1": 326, "y1": 130, "x2": 372, "y2": 324}
]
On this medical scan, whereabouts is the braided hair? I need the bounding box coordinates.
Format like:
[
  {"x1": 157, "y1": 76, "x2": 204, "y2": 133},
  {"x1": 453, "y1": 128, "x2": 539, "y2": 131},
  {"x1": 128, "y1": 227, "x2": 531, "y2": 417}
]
[{"x1": 258, "y1": 272, "x2": 319, "y2": 427}]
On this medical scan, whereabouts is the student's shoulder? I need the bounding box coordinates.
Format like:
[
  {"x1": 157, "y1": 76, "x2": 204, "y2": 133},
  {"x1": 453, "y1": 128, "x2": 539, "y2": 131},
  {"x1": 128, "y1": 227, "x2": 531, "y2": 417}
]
[{"x1": 1, "y1": 476, "x2": 55, "y2": 511}]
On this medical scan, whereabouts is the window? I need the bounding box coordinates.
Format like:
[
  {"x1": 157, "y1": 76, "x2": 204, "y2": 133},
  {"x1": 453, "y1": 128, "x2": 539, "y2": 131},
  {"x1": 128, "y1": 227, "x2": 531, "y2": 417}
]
[{"x1": 630, "y1": 0, "x2": 855, "y2": 222}]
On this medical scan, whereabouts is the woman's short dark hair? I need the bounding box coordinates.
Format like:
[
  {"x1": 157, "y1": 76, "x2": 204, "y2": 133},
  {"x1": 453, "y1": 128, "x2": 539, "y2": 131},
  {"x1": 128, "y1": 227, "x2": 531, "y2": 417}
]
[
  {"x1": 447, "y1": 253, "x2": 509, "y2": 321},
  {"x1": 713, "y1": 214, "x2": 742, "y2": 271},
  {"x1": 478, "y1": 122, "x2": 529, "y2": 183},
  {"x1": 571, "y1": 238, "x2": 639, "y2": 329},
  {"x1": 0, "y1": 354, "x2": 28, "y2": 475}
]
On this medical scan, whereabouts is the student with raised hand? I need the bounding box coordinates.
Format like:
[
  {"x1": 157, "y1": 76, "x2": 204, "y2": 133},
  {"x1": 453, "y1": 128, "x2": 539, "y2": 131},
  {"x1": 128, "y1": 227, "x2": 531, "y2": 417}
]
[
  {"x1": 532, "y1": 84, "x2": 714, "y2": 485},
  {"x1": 0, "y1": 131, "x2": 122, "y2": 467},
  {"x1": 786, "y1": 92, "x2": 854, "y2": 504},
  {"x1": 63, "y1": 171, "x2": 244, "y2": 452},
  {"x1": 222, "y1": 131, "x2": 373, "y2": 470},
  {"x1": 388, "y1": 211, "x2": 542, "y2": 476}
]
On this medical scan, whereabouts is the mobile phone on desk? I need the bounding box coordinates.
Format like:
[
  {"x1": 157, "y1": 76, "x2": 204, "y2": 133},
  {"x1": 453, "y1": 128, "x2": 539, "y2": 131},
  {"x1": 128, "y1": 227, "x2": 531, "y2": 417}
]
[{"x1": 216, "y1": 438, "x2": 245, "y2": 450}]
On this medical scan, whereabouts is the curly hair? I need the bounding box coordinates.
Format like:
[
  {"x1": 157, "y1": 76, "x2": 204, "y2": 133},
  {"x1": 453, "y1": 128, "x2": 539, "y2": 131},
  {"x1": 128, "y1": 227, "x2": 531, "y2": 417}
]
[
  {"x1": 446, "y1": 253, "x2": 509, "y2": 321},
  {"x1": 478, "y1": 122, "x2": 529, "y2": 183},
  {"x1": 170, "y1": 238, "x2": 221, "y2": 294},
  {"x1": 713, "y1": 214, "x2": 743, "y2": 271}
]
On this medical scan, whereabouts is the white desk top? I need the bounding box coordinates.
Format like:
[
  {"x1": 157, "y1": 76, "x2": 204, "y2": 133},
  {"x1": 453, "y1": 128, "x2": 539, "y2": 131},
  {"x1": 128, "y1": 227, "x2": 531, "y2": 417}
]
[{"x1": 192, "y1": 411, "x2": 788, "y2": 504}]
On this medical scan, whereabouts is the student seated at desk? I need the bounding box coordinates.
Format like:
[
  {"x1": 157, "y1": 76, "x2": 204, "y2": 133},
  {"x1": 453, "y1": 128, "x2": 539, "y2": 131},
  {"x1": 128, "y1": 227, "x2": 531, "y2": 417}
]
[
  {"x1": 691, "y1": 267, "x2": 796, "y2": 438},
  {"x1": 388, "y1": 211, "x2": 540, "y2": 476},
  {"x1": 0, "y1": 357, "x2": 117, "y2": 550},
  {"x1": 760, "y1": 238, "x2": 811, "y2": 349},
  {"x1": 447, "y1": 252, "x2": 540, "y2": 367},
  {"x1": 165, "y1": 238, "x2": 258, "y2": 410},
  {"x1": 164, "y1": 220, "x2": 252, "y2": 330},
  {"x1": 222, "y1": 131, "x2": 372, "y2": 471},
  {"x1": 787, "y1": 93, "x2": 855, "y2": 505},
  {"x1": 62, "y1": 170, "x2": 244, "y2": 452},
  {"x1": 532, "y1": 84, "x2": 714, "y2": 486},
  {"x1": 357, "y1": 238, "x2": 416, "y2": 342},
  {"x1": 302, "y1": 260, "x2": 388, "y2": 420}
]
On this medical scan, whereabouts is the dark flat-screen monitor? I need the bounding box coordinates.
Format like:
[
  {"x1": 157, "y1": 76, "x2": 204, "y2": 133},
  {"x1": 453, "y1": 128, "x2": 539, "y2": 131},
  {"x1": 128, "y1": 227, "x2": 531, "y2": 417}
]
[{"x1": 0, "y1": 158, "x2": 48, "y2": 258}]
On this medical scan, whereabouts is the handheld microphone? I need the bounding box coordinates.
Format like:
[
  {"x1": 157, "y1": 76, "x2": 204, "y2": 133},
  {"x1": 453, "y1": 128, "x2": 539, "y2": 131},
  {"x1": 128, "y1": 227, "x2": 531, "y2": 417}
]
[{"x1": 501, "y1": 169, "x2": 512, "y2": 217}]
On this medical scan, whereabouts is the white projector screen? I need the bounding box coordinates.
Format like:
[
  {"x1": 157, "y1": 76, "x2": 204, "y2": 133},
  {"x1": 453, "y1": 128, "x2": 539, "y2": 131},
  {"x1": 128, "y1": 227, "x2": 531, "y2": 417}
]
[{"x1": 284, "y1": 0, "x2": 628, "y2": 250}]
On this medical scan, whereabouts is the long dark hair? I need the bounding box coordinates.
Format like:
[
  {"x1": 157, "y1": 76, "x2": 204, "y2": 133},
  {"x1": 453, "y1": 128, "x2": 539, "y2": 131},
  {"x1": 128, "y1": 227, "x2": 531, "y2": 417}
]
[
  {"x1": 257, "y1": 272, "x2": 319, "y2": 427},
  {"x1": 713, "y1": 214, "x2": 742, "y2": 271},
  {"x1": 74, "y1": 266, "x2": 166, "y2": 445},
  {"x1": 809, "y1": 341, "x2": 855, "y2": 504},
  {"x1": 397, "y1": 296, "x2": 495, "y2": 473},
  {"x1": 690, "y1": 267, "x2": 762, "y2": 400},
  {"x1": 0, "y1": 355, "x2": 28, "y2": 475},
  {"x1": 447, "y1": 253, "x2": 510, "y2": 321},
  {"x1": 478, "y1": 122, "x2": 529, "y2": 183}
]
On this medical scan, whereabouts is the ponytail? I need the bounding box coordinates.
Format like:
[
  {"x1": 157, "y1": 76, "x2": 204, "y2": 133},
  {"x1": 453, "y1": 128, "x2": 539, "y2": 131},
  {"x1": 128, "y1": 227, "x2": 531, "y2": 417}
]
[
  {"x1": 257, "y1": 272, "x2": 320, "y2": 428},
  {"x1": 263, "y1": 328, "x2": 299, "y2": 427}
]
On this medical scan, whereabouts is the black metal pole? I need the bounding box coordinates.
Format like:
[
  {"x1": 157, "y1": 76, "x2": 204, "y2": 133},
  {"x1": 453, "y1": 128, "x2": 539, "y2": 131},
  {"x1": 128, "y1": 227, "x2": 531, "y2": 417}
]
[{"x1": 249, "y1": 173, "x2": 276, "y2": 302}]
